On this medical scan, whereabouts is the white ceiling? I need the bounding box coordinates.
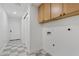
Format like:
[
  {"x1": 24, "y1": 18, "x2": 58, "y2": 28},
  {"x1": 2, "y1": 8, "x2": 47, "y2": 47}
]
[
  {"x1": 0, "y1": 3, "x2": 28, "y2": 18},
  {"x1": 0, "y1": 3, "x2": 41, "y2": 18}
]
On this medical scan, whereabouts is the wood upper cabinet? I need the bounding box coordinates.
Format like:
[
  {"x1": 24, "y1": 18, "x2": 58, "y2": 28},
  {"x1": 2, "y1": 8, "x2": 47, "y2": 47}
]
[
  {"x1": 38, "y1": 3, "x2": 51, "y2": 23},
  {"x1": 43, "y1": 3, "x2": 51, "y2": 21},
  {"x1": 38, "y1": 4, "x2": 44, "y2": 23},
  {"x1": 51, "y1": 3, "x2": 63, "y2": 19},
  {"x1": 63, "y1": 3, "x2": 79, "y2": 15},
  {"x1": 38, "y1": 3, "x2": 79, "y2": 23}
]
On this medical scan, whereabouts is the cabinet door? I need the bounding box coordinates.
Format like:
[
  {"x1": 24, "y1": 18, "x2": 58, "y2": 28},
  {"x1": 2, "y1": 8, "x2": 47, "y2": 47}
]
[
  {"x1": 38, "y1": 4, "x2": 44, "y2": 23},
  {"x1": 63, "y1": 3, "x2": 79, "y2": 15},
  {"x1": 43, "y1": 3, "x2": 51, "y2": 21},
  {"x1": 51, "y1": 3, "x2": 63, "y2": 19}
]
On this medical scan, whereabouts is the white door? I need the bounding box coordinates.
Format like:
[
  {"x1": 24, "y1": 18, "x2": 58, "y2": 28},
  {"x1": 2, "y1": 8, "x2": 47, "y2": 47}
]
[{"x1": 43, "y1": 26, "x2": 79, "y2": 56}]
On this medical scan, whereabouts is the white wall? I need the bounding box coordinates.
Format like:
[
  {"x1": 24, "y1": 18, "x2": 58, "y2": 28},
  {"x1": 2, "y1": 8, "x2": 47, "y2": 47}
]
[
  {"x1": 8, "y1": 17, "x2": 21, "y2": 40},
  {"x1": 0, "y1": 7, "x2": 8, "y2": 53},
  {"x1": 30, "y1": 5, "x2": 42, "y2": 53},
  {"x1": 30, "y1": 4, "x2": 79, "y2": 55},
  {"x1": 42, "y1": 15, "x2": 79, "y2": 55},
  {"x1": 42, "y1": 15, "x2": 79, "y2": 27}
]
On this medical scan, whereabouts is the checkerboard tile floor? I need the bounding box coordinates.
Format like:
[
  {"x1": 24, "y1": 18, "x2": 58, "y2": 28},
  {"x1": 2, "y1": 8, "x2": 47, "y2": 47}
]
[
  {"x1": 0, "y1": 39, "x2": 51, "y2": 56},
  {"x1": 0, "y1": 39, "x2": 28, "y2": 56}
]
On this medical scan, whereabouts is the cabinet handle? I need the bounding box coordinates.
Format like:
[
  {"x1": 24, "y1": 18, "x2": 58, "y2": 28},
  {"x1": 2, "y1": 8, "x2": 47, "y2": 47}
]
[
  {"x1": 63, "y1": 13, "x2": 66, "y2": 16},
  {"x1": 60, "y1": 14, "x2": 62, "y2": 16}
]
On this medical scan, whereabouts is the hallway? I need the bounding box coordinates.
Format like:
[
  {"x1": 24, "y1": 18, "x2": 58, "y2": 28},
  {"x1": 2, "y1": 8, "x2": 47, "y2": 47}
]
[
  {"x1": 0, "y1": 39, "x2": 51, "y2": 56},
  {"x1": 0, "y1": 39, "x2": 28, "y2": 56}
]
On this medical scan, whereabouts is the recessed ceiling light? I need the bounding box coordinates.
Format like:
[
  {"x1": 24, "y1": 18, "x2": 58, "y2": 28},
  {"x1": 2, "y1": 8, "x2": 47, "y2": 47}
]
[{"x1": 13, "y1": 11, "x2": 16, "y2": 14}]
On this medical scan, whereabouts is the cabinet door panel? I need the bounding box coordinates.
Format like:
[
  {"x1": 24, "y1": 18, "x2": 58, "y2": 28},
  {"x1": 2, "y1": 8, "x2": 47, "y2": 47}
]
[
  {"x1": 64, "y1": 3, "x2": 79, "y2": 14},
  {"x1": 44, "y1": 3, "x2": 51, "y2": 21},
  {"x1": 51, "y1": 3, "x2": 63, "y2": 19},
  {"x1": 38, "y1": 4, "x2": 44, "y2": 22}
]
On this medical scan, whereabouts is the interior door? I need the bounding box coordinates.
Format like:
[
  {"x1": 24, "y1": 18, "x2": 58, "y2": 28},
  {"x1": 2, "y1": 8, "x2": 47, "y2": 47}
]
[{"x1": 43, "y1": 26, "x2": 79, "y2": 56}]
